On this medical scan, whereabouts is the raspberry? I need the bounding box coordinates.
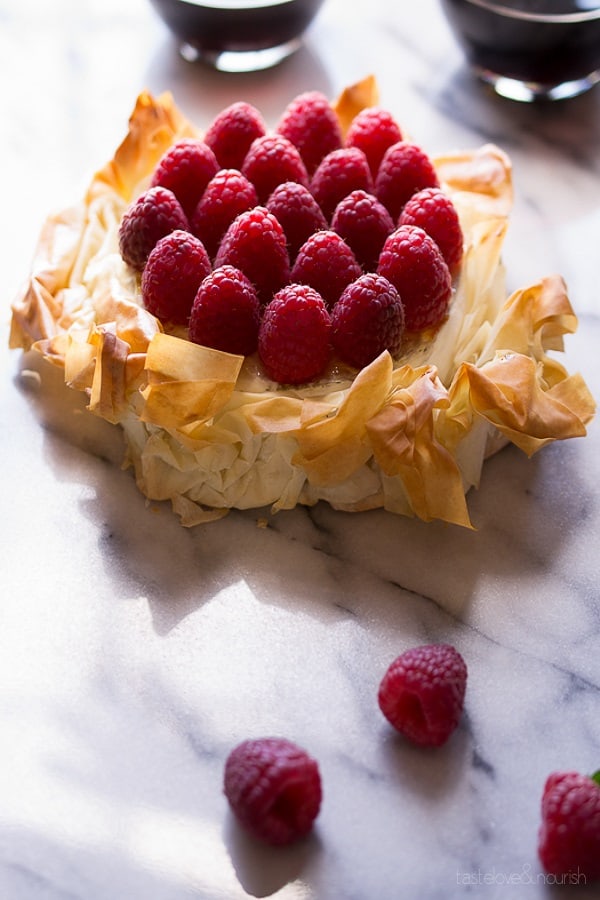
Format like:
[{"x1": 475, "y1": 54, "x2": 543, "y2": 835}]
[
  {"x1": 345, "y1": 107, "x2": 403, "y2": 179},
  {"x1": 398, "y1": 187, "x2": 464, "y2": 274},
  {"x1": 241, "y1": 134, "x2": 309, "y2": 204},
  {"x1": 310, "y1": 147, "x2": 374, "y2": 222},
  {"x1": 375, "y1": 141, "x2": 440, "y2": 221},
  {"x1": 290, "y1": 231, "x2": 362, "y2": 310},
  {"x1": 331, "y1": 189, "x2": 394, "y2": 272},
  {"x1": 258, "y1": 284, "x2": 331, "y2": 385},
  {"x1": 538, "y1": 771, "x2": 600, "y2": 880},
  {"x1": 377, "y1": 225, "x2": 452, "y2": 332},
  {"x1": 141, "y1": 230, "x2": 211, "y2": 326},
  {"x1": 189, "y1": 266, "x2": 260, "y2": 356},
  {"x1": 276, "y1": 90, "x2": 343, "y2": 176},
  {"x1": 223, "y1": 737, "x2": 322, "y2": 846},
  {"x1": 331, "y1": 273, "x2": 405, "y2": 369},
  {"x1": 118, "y1": 186, "x2": 189, "y2": 272},
  {"x1": 266, "y1": 181, "x2": 327, "y2": 261},
  {"x1": 214, "y1": 206, "x2": 290, "y2": 305},
  {"x1": 190, "y1": 169, "x2": 258, "y2": 261},
  {"x1": 204, "y1": 101, "x2": 267, "y2": 171},
  {"x1": 378, "y1": 644, "x2": 467, "y2": 747},
  {"x1": 150, "y1": 138, "x2": 219, "y2": 218}
]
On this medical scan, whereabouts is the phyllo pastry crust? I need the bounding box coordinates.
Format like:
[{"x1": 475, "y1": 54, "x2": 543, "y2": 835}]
[{"x1": 10, "y1": 79, "x2": 595, "y2": 527}]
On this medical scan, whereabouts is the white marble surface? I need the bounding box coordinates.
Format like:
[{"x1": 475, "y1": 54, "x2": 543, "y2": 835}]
[{"x1": 1, "y1": 1, "x2": 600, "y2": 898}]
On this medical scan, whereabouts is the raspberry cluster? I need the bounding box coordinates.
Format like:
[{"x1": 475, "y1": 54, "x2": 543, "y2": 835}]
[{"x1": 118, "y1": 91, "x2": 464, "y2": 385}]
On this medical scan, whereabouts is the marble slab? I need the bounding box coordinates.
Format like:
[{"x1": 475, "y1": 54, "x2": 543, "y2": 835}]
[{"x1": 1, "y1": 0, "x2": 599, "y2": 898}]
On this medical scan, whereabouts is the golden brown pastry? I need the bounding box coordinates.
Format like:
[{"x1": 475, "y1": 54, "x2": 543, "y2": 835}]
[{"x1": 10, "y1": 79, "x2": 595, "y2": 527}]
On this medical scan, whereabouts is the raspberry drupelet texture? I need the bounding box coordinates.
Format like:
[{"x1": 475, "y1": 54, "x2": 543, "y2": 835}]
[
  {"x1": 141, "y1": 230, "x2": 211, "y2": 326},
  {"x1": 266, "y1": 181, "x2": 328, "y2": 261},
  {"x1": 189, "y1": 265, "x2": 261, "y2": 356},
  {"x1": 378, "y1": 643, "x2": 468, "y2": 747},
  {"x1": 331, "y1": 273, "x2": 405, "y2": 369},
  {"x1": 224, "y1": 737, "x2": 322, "y2": 846},
  {"x1": 214, "y1": 206, "x2": 290, "y2": 305},
  {"x1": 276, "y1": 90, "x2": 343, "y2": 176},
  {"x1": 345, "y1": 106, "x2": 403, "y2": 179},
  {"x1": 203, "y1": 101, "x2": 267, "y2": 171},
  {"x1": 398, "y1": 187, "x2": 464, "y2": 274},
  {"x1": 290, "y1": 231, "x2": 362, "y2": 310},
  {"x1": 377, "y1": 225, "x2": 452, "y2": 332},
  {"x1": 190, "y1": 169, "x2": 258, "y2": 261},
  {"x1": 331, "y1": 189, "x2": 395, "y2": 271},
  {"x1": 150, "y1": 138, "x2": 219, "y2": 219},
  {"x1": 310, "y1": 147, "x2": 374, "y2": 222},
  {"x1": 258, "y1": 284, "x2": 332, "y2": 385},
  {"x1": 375, "y1": 141, "x2": 440, "y2": 221},
  {"x1": 241, "y1": 134, "x2": 309, "y2": 204},
  {"x1": 538, "y1": 771, "x2": 600, "y2": 880},
  {"x1": 118, "y1": 186, "x2": 189, "y2": 272}
]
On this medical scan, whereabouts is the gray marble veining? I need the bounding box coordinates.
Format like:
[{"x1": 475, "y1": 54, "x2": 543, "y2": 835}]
[{"x1": 1, "y1": 0, "x2": 599, "y2": 898}]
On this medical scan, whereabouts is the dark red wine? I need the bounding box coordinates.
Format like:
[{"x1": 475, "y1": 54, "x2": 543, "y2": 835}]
[
  {"x1": 150, "y1": 0, "x2": 325, "y2": 55},
  {"x1": 441, "y1": 0, "x2": 600, "y2": 90}
]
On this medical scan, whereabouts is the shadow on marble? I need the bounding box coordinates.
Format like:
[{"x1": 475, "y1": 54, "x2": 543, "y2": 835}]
[
  {"x1": 141, "y1": 29, "x2": 335, "y2": 127},
  {"x1": 12, "y1": 350, "x2": 595, "y2": 641},
  {"x1": 433, "y1": 62, "x2": 600, "y2": 174},
  {"x1": 223, "y1": 813, "x2": 321, "y2": 898}
]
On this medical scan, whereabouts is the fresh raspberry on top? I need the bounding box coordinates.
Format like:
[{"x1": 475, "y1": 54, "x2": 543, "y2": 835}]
[
  {"x1": 224, "y1": 737, "x2": 322, "y2": 846},
  {"x1": 241, "y1": 134, "x2": 309, "y2": 204},
  {"x1": 290, "y1": 230, "x2": 362, "y2": 309},
  {"x1": 141, "y1": 229, "x2": 211, "y2": 326},
  {"x1": 190, "y1": 169, "x2": 258, "y2": 261},
  {"x1": 310, "y1": 147, "x2": 374, "y2": 222},
  {"x1": 266, "y1": 181, "x2": 327, "y2": 261},
  {"x1": 538, "y1": 770, "x2": 600, "y2": 880},
  {"x1": 331, "y1": 189, "x2": 394, "y2": 271},
  {"x1": 150, "y1": 138, "x2": 219, "y2": 218},
  {"x1": 378, "y1": 644, "x2": 468, "y2": 747},
  {"x1": 258, "y1": 284, "x2": 332, "y2": 385},
  {"x1": 118, "y1": 186, "x2": 189, "y2": 272},
  {"x1": 345, "y1": 107, "x2": 403, "y2": 179},
  {"x1": 188, "y1": 265, "x2": 260, "y2": 356},
  {"x1": 203, "y1": 101, "x2": 267, "y2": 171},
  {"x1": 398, "y1": 187, "x2": 464, "y2": 274},
  {"x1": 375, "y1": 141, "x2": 440, "y2": 221},
  {"x1": 214, "y1": 206, "x2": 290, "y2": 305},
  {"x1": 331, "y1": 273, "x2": 405, "y2": 370},
  {"x1": 377, "y1": 225, "x2": 452, "y2": 332},
  {"x1": 276, "y1": 90, "x2": 343, "y2": 176}
]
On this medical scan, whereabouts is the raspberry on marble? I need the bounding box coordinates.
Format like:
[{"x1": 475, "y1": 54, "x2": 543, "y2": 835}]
[
  {"x1": 224, "y1": 737, "x2": 322, "y2": 846},
  {"x1": 378, "y1": 643, "x2": 468, "y2": 747},
  {"x1": 538, "y1": 770, "x2": 600, "y2": 881}
]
